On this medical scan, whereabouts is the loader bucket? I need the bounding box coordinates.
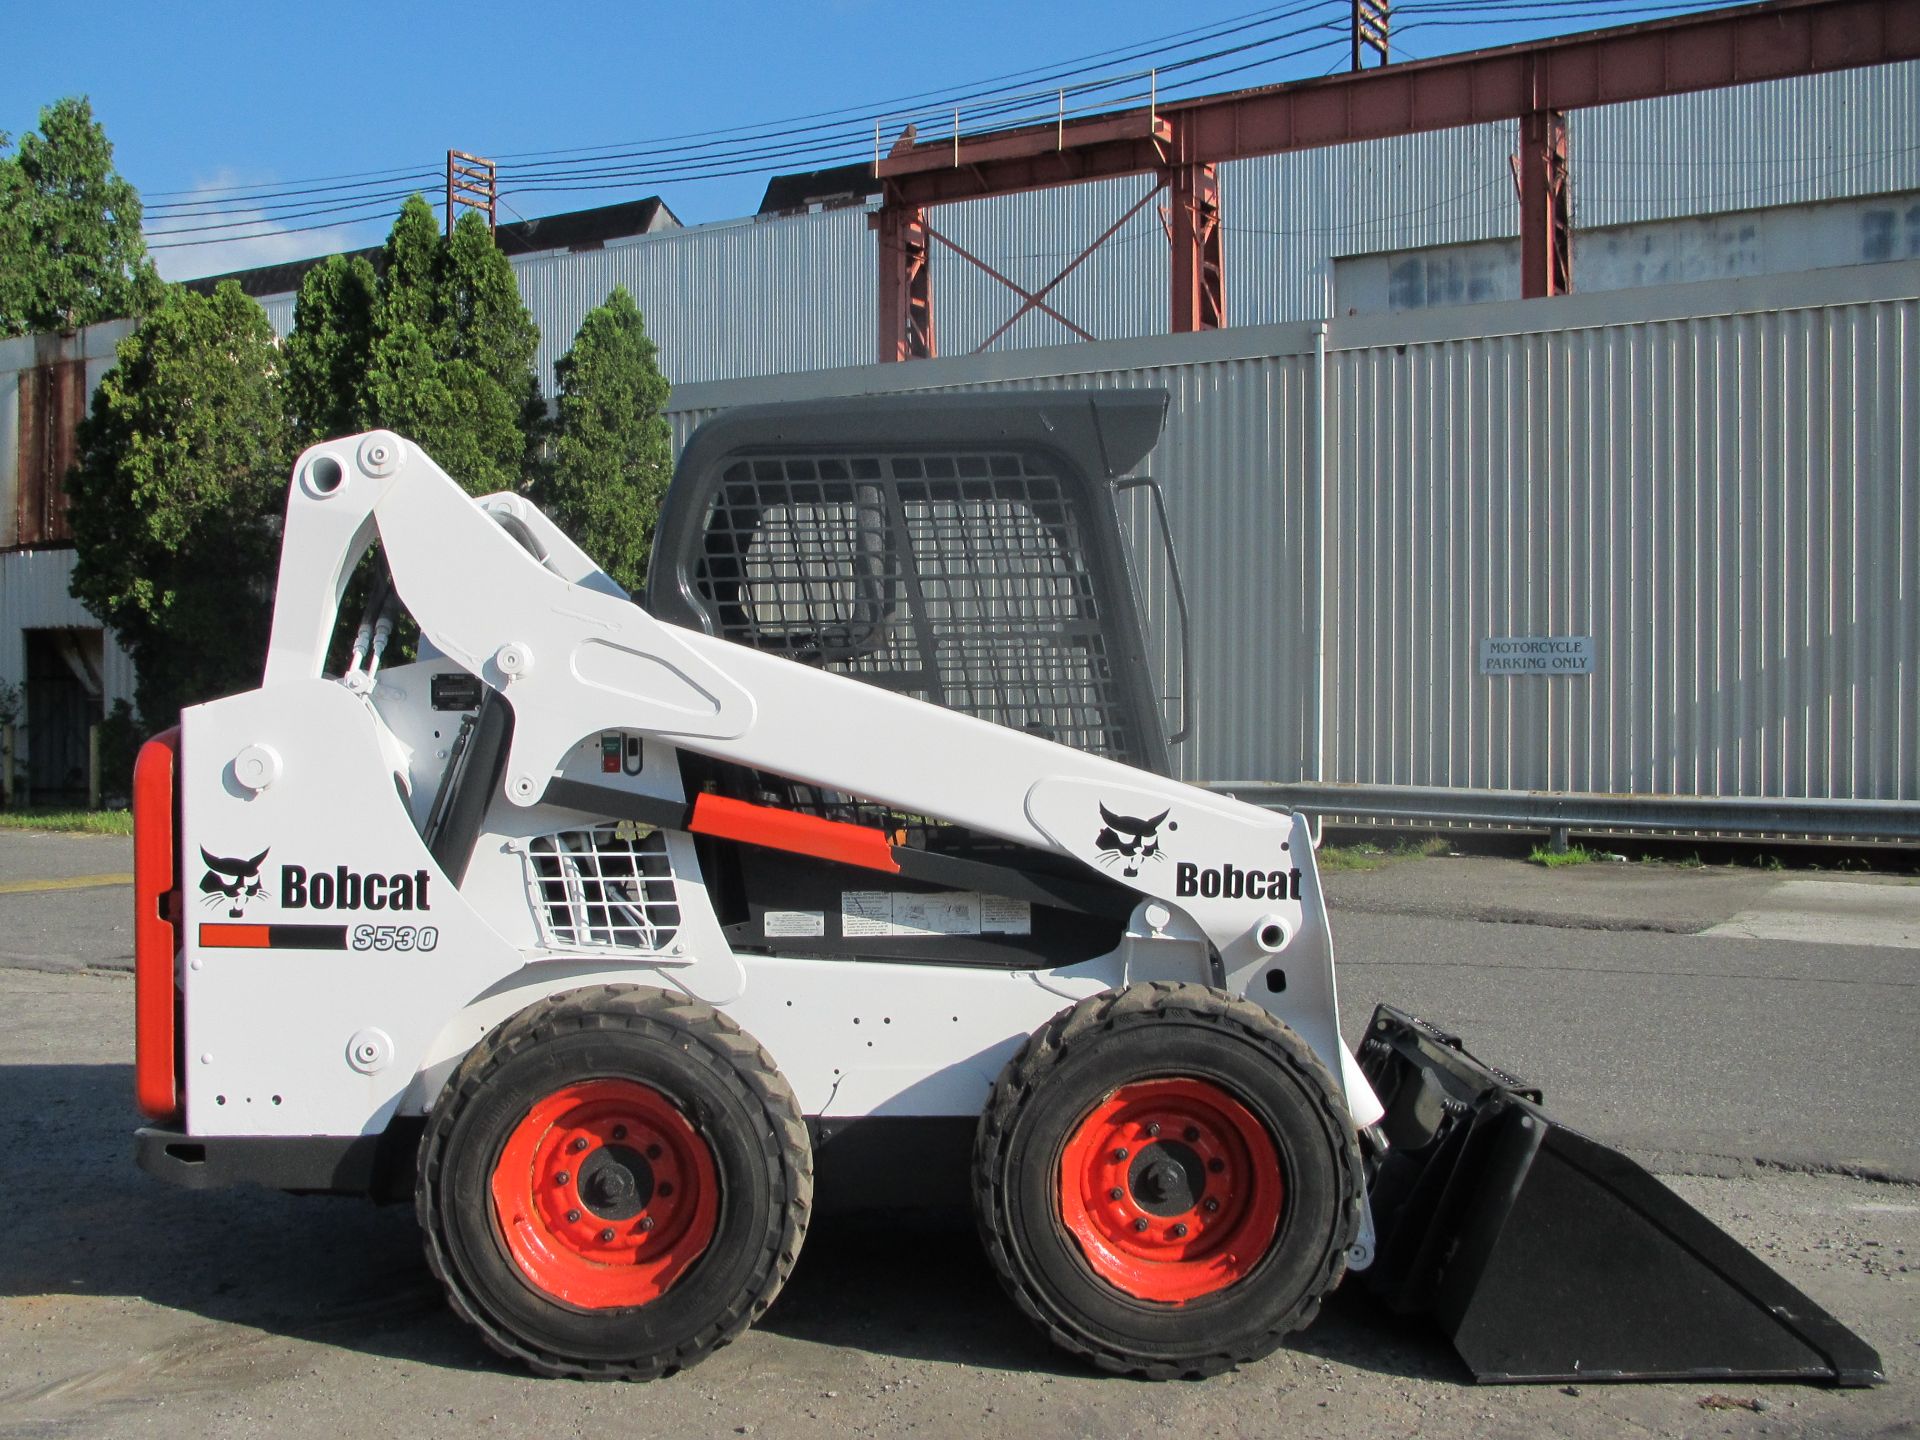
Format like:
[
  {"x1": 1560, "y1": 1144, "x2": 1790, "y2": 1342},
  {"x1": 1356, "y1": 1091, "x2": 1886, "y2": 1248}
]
[{"x1": 1356, "y1": 1006, "x2": 1885, "y2": 1387}]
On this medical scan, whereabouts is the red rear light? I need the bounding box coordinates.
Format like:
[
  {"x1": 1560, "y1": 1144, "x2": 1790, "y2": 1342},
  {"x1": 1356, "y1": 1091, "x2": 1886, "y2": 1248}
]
[{"x1": 134, "y1": 729, "x2": 181, "y2": 1121}]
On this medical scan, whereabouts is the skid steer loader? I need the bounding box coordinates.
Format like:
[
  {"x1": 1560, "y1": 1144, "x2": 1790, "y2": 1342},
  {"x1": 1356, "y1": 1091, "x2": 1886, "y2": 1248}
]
[{"x1": 132, "y1": 391, "x2": 1882, "y2": 1386}]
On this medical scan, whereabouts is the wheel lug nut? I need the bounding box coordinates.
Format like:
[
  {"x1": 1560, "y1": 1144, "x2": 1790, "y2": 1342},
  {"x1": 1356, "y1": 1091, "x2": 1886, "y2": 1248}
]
[
  {"x1": 1205, "y1": 1198, "x2": 1220, "y2": 1212},
  {"x1": 641, "y1": 1216, "x2": 655, "y2": 1231},
  {"x1": 646, "y1": 1144, "x2": 663, "y2": 1160},
  {"x1": 1172, "y1": 1223, "x2": 1189, "y2": 1238},
  {"x1": 599, "y1": 1228, "x2": 615, "y2": 1243},
  {"x1": 612, "y1": 1125, "x2": 627, "y2": 1140},
  {"x1": 1133, "y1": 1219, "x2": 1149, "y2": 1232},
  {"x1": 1208, "y1": 1158, "x2": 1225, "y2": 1173},
  {"x1": 1109, "y1": 1187, "x2": 1124, "y2": 1201},
  {"x1": 570, "y1": 1137, "x2": 589, "y2": 1153},
  {"x1": 658, "y1": 1182, "x2": 674, "y2": 1197},
  {"x1": 1145, "y1": 1122, "x2": 1160, "y2": 1137},
  {"x1": 555, "y1": 1170, "x2": 570, "y2": 1184},
  {"x1": 566, "y1": 1209, "x2": 581, "y2": 1223},
  {"x1": 1112, "y1": 1147, "x2": 1128, "y2": 1161},
  {"x1": 1184, "y1": 1126, "x2": 1200, "y2": 1142}
]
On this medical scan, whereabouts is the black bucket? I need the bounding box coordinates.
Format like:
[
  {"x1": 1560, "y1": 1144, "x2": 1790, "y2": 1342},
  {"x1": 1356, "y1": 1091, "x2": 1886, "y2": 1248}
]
[{"x1": 1356, "y1": 1005, "x2": 1885, "y2": 1386}]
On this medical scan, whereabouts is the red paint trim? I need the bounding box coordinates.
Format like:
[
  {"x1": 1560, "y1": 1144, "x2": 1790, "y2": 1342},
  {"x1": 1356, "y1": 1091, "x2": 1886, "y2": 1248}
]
[
  {"x1": 198, "y1": 924, "x2": 273, "y2": 949},
  {"x1": 1058, "y1": 1077, "x2": 1284, "y2": 1304},
  {"x1": 133, "y1": 730, "x2": 181, "y2": 1121},
  {"x1": 689, "y1": 793, "x2": 901, "y2": 874}
]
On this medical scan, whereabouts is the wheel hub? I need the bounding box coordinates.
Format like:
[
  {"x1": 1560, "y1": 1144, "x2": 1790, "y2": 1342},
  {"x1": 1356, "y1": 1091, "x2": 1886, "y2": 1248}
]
[
  {"x1": 1128, "y1": 1142, "x2": 1205, "y2": 1215},
  {"x1": 490, "y1": 1078, "x2": 719, "y2": 1309},
  {"x1": 1058, "y1": 1077, "x2": 1284, "y2": 1303},
  {"x1": 578, "y1": 1144, "x2": 653, "y2": 1220}
]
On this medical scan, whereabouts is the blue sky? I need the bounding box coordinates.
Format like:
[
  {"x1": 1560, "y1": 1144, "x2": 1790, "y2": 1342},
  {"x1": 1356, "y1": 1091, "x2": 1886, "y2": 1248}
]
[{"x1": 5, "y1": 1, "x2": 1721, "y2": 280}]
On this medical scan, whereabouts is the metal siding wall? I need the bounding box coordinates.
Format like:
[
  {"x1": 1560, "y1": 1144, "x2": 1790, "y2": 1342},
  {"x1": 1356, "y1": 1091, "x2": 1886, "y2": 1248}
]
[
  {"x1": 0, "y1": 378, "x2": 17, "y2": 551},
  {"x1": 0, "y1": 548, "x2": 136, "y2": 710},
  {"x1": 515, "y1": 208, "x2": 875, "y2": 389},
  {"x1": 259, "y1": 293, "x2": 297, "y2": 339},
  {"x1": 1573, "y1": 60, "x2": 1920, "y2": 228},
  {"x1": 1222, "y1": 123, "x2": 1518, "y2": 326},
  {"x1": 1324, "y1": 294, "x2": 1918, "y2": 801},
  {"x1": 669, "y1": 265, "x2": 1918, "y2": 803},
  {"x1": 928, "y1": 177, "x2": 1171, "y2": 352}
]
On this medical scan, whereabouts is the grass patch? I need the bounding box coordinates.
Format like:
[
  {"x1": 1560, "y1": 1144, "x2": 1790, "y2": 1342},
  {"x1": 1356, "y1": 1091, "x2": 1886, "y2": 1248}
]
[
  {"x1": 1319, "y1": 835, "x2": 1449, "y2": 871},
  {"x1": 1528, "y1": 842, "x2": 1595, "y2": 867},
  {"x1": 0, "y1": 808, "x2": 134, "y2": 836}
]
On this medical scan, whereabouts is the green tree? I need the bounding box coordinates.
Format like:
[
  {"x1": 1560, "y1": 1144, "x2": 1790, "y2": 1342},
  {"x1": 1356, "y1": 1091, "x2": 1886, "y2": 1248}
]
[
  {"x1": 360, "y1": 197, "x2": 542, "y2": 496},
  {"x1": 283, "y1": 252, "x2": 377, "y2": 443},
  {"x1": 0, "y1": 97, "x2": 160, "y2": 337},
  {"x1": 65, "y1": 282, "x2": 293, "y2": 728},
  {"x1": 531, "y1": 288, "x2": 673, "y2": 592}
]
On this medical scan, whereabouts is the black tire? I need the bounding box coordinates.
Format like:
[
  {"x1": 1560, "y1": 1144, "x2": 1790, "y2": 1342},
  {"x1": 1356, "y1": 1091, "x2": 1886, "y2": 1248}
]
[
  {"x1": 973, "y1": 981, "x2": 1362, "y2": 1379},
  {"x1": 417, "y1": 984, "x2": 812, "y2": 1379}
]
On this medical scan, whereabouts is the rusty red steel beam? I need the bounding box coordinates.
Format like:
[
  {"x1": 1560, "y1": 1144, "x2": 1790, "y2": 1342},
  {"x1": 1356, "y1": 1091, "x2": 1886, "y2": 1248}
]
[{"x1": 875, "y1": 0, "x2": 1919, "y2": 207}]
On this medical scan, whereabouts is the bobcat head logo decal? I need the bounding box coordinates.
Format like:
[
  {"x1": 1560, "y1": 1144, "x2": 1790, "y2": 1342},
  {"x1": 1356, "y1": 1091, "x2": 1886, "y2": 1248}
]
[
  {"x1": 1095, "y1": 804, "x2": 1173, "y2": 878},
  {"x1": 200, "y1": 847, "x2": 271, "y2": 918}
]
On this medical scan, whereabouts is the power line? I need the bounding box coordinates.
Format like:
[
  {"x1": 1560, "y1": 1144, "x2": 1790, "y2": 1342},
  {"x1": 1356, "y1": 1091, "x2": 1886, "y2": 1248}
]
[
  {"x1": 496, "y1": 0, "x2": 1340, "y2": 167},
  {"x1": 147, "y1": 1, "x2": 1343, "y2": 218}
]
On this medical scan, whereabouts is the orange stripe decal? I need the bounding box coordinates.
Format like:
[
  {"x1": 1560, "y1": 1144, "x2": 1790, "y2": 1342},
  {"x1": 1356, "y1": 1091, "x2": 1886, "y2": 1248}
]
[
  {"x1": 133, "y1": 730, "x2": 182, "y2": 1121},
  {"x1": 199, "y1": 923, "x2": 273, "y2": 948},
  {"x1": 689, "y1": 793, "x2": 901, "y2": 874}
]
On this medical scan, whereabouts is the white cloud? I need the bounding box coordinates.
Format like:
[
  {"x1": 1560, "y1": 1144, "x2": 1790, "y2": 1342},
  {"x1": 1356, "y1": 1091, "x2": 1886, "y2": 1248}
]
[{"x1": 147, "y1": 170, "x2": 389, "y2": 283}]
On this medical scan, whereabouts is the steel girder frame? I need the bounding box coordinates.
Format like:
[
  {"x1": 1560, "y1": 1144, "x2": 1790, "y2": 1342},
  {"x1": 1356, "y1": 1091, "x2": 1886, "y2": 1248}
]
[{"x1": 869, "y1": 0, "x2": 1920, "y2": 358}]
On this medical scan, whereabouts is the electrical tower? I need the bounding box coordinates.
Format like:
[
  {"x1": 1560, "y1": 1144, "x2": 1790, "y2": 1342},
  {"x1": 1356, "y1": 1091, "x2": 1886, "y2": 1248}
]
[
  {"x1": 1352, "y1": 0, "x2": 1389, "y2": 70},
  {"x1": 445, "y1": 150, "x2": 498, "y2": 236}
]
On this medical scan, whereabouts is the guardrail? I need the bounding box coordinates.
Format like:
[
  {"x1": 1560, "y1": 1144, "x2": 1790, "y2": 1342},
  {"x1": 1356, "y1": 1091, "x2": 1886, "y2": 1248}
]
[{"x1": 1213, "y1": 782, "x2": 1920, "y2": 846}]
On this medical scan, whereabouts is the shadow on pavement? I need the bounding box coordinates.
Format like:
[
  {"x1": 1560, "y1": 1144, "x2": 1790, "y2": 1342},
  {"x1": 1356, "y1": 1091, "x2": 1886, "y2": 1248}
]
[{"x1": 2, "y1": 1062, "x2": 1465, "y2": 1384}]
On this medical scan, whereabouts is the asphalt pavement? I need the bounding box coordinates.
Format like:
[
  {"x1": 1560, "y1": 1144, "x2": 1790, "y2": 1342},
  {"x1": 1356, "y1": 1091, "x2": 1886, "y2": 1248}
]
[{"x1": 0, "y1": 829, "x2": 1915, "y2": 1439}]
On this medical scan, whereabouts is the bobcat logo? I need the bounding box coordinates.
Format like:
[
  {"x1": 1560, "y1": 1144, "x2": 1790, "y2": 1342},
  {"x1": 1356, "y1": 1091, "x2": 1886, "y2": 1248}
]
[
  {"x1": 200, "y1": 848, "x2": 270, "y2": 918},
  {"x1": 1095, "y1": 804, "x2": 1172, "y2": 878}
]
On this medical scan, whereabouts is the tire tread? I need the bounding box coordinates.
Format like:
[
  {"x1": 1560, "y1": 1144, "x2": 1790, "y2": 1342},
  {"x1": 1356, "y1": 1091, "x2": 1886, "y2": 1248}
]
[{"x1": 417, "y1": 984, "x2": 812, "y2": 1380}]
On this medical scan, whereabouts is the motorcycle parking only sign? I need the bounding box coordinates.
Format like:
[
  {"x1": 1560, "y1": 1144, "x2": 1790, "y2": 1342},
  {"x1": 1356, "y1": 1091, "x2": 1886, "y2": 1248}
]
[{"x1": 1479, "y1": 635, "x2": 1594, "y2": 675}]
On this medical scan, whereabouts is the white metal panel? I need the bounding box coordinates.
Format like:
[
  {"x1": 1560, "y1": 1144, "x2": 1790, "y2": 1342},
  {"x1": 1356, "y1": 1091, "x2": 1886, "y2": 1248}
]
[{"x1": 259, "y1": 292, "x2": 297, "y2": 339}]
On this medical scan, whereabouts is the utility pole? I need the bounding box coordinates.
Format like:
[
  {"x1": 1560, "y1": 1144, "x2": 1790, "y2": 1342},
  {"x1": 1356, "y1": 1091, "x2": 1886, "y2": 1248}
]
[
  {"x1": 1352, "y1": 0, "x2": 1389, "y2": 71},
  {"x1": 445, "y1": 150, "x2": 498, "y2": 237}
]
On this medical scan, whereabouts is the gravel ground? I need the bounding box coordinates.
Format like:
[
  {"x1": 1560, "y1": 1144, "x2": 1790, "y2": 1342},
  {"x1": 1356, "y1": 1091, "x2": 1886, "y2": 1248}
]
[
  {"x1": 0, "y1": 965, "x2": 1913, "y2": 1440},
  {"x1": 2, "y1": 836, "x2": 1915, "y2": 1439}
]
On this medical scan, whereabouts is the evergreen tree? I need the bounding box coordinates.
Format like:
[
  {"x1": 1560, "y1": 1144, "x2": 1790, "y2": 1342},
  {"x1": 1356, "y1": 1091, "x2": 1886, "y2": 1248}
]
[
  {"x1": 66, "y1": 282, "x2": 292, "y2": 728},
  {"x1": 283, "y1": 253, "x2": 377, "y2": 443},
  {"x1": 532, "y1": 287, "x2": 673, "y2": 592},
  {"x1": 360, "y1": 198, "x2": 541, "y2": 496},
  {"x1": 0, "y1": 97, "x2": 159, "y2": 337}
]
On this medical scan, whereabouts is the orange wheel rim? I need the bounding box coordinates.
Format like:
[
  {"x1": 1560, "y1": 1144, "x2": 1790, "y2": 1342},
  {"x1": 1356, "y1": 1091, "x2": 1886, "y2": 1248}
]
[
  {"x1": 490, "y1": 1078, "x2": 719, "y2": 1309},
  {"x1": 1058, "y1": 1077, "x2": 1283, "y2": 1303}
]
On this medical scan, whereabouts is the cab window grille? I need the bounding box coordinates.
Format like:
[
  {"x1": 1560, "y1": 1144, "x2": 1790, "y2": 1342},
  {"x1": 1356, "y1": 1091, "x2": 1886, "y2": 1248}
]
[
  {"x1": 524, "y1": 826, "x2": 680, "y2": 952},
  {"x1": 693, "y1": 450, "x2": 1132, "y2": 762}
]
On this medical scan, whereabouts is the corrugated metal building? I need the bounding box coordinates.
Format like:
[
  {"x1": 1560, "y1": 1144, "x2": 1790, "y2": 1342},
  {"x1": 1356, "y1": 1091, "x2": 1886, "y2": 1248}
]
[
  {"x1": 223, "y1": 60, "x2": 1920, "y2": 384},
  {"x1": 664, "y1": 259, "x2": 1918, "y2": 810},
  {"x1": 3, "y1": 59, "x2": 1916, "y2": 823}
]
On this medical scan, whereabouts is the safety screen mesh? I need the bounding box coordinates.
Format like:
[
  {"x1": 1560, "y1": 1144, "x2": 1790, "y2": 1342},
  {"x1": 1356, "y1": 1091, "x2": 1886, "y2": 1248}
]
[
  {"x1": 525, "y1": 826, "x2": 680, "y2": 952},
  {"x1": 693, "y1": 450, "x2": 1133, "y2": 761}
]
